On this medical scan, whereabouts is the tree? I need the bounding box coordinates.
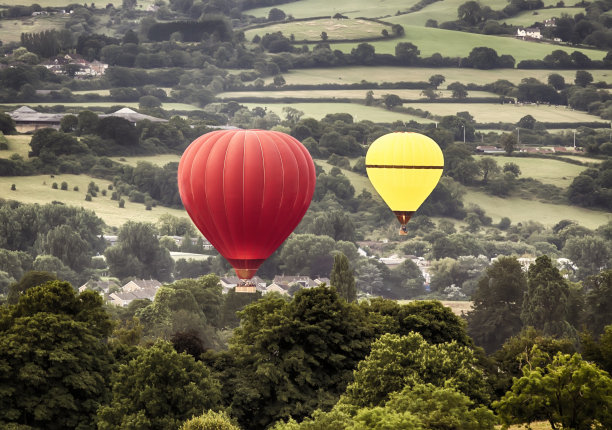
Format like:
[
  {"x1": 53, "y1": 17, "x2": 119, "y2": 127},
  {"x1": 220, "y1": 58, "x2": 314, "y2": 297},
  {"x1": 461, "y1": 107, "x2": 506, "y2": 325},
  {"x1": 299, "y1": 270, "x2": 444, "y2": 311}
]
[
  {"x1": 467, "y1": 47, "x2": 500, "y2": 69},
  {"x1": 268, "y1": 8, "x2": 286, "y2": 21},
  {"x1": 216, "y1": 287, "x2": 373, "y2": 429},
  {"x1": 180, "y1": 410, "x2": 240, "y2": 430},
  {"x1": 7, "y1": 270, "x2": 56, "y2": 304},
  {"x1": 351, "y1": 43, "x2": 376, "y2": 64},
  {"x1": 584, "y1": 270, "x2": 612, "y2": 335},
  {"x1": 500, "y1": 132, "x2": 518, "y2": 155},
  {"x1": 98, "y1": 340, "x2": 222, "y2": 429},
  {"x1": 563, "y1": 236, "x2": 610, "y2": 279},
  {"x1": 428, "y1": 74, "x2": 445, "y2": 88},
  {"x1": 503, "y1": 162, "x2": 521, "y2": 177},
  {"x1": 467, "y1": 256, "x2": 527, "y2": 353},
  {"x1": 29, "y1": 128, "x2": 87, "y2": 161},
  {"x1": 447, "y1": 82, "x2": 468, "y2": 99},
  {"x1": 575, "y1": 69, "x2": 593, "y2": 87},
  {"x1": 365, "y1": 90, "x2": 375, "y2": 106},
  {"x1": 0, "y1": 281, "x2": 113, "y2": 429},
  {"x1": 77, "y1": 110, "x2": 99, "y2": 135},
  {"x1": 320, "y1": 31, "x2": 328, "y2": 41},
  {"x1": 344, "y1": 332, "x2": 490, "y2": 408},
  {"x1": 477, "y1": 157, "x2": 500, "y2": 183},
  {"x1": 420, "y1": 88, "x2": 439, "y2": 100},
  {"x1": 521, "y1": 256, "x2": 573, "y2": 337},
  {"x1": 382, "y1": 94, "x2": 403, "y2": 109},
  {"x1": 394, "y1": 42, "x2": 420, "y2": 65},
  {"x1": 59, "y1": 114, "x2": 78, "y2": 133},
  {"x1": 139, "y1": 95, "x2": 162, "y2": 109},
  {"x1": 548, "y1": 73, "x2": 565, "y2": 90},
  {"x1": 104, "y1": 221, "x2": 174, "y2": 281},
  {"x1": 458, "y1": 1, "x2": 484, "y2": 26},
  {"x1": 517, "y1": 114, "x2": 536, "y2": 130},
  {"x1": 330, "y1": 252, "x2": 356, "y2": 302},
  {"x1": 494, "y1": 351, "x2": 612, "y2": 430}
]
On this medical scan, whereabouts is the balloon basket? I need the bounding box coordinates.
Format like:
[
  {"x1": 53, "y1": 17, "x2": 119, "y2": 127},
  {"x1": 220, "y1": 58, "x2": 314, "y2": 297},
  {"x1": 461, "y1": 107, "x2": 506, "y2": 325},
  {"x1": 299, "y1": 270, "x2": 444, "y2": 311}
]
[
  {"x1": 399, "y1": 227, "x2": 408, "y2": 236},
  {"x1": 236, "y1": 280, "x2": 256, "y2": 294}
]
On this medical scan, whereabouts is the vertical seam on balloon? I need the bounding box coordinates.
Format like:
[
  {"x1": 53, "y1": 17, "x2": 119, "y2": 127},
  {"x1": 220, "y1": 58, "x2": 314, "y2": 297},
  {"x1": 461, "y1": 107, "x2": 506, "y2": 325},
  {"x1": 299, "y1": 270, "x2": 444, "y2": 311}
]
[
  {"x1": 260, "y1": 132, "x2": 285, "y2": 253},
  {"x1": 255, "y1": 131, "x2": 265, "y2": 218},
  {"x1": 221, "y1": 132, "x2": 236, "y2": 257},
  {"x1": 242, "y1": 131, "x2": 247, "y2": 249}
]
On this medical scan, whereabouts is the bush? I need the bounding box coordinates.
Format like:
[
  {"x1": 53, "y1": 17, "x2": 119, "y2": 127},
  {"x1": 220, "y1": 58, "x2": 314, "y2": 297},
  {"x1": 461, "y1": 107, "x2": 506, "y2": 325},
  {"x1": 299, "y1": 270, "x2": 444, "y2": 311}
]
[
  {"x1": 11, "y1": 184, "x2": 16, "y2": 191},
  {"x1": 73, "y1": 186, "x2": 79, "y2": 191},
  {"x1": 101, "y1": 189, "x2": 107, "y2": 196},
  {"x1": 52, "y1": 182, "x2": 58, "y2": 189},
  {"x1": 85, "y1": 193, "x2": 92, "y2": 201},
  {"x1": 119, "y1": 198, "x2": 125, "y2": 208},
  {"x1": 60, "y1": 181, "x2": 68, "y2": 190}
]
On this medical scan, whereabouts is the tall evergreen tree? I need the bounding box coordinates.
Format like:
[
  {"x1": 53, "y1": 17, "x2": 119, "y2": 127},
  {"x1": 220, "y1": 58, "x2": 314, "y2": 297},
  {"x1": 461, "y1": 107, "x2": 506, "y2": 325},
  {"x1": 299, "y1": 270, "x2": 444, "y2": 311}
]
[
  {"x1": 521, "y1": 255, "x2": 572, "y2": 337},
  {"x1": 467, "y1": 256, "x2": 527, "y2": 353},
  {"x1": 330, "y1": 252, "x2": 356, "y2": 302}
]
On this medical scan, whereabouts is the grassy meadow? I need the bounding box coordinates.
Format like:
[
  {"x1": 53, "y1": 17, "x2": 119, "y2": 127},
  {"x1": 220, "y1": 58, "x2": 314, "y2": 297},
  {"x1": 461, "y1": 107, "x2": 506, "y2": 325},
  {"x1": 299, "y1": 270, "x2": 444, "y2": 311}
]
[
  {"x1": 0, "y1": 174, "x2": 189, "y2": 228},
  {"x1": 330, "y1": 24, "x2": 607, "y2": 62},
  {"x1": 241, "y1": 102, "x2": 435, "y2": 123},
  {"x1": 0, "y1": 135, "x2": 32, "y2": 159},
  {"x1": 2, "y1": 102, "x2": 200, "y2": 111},
  {"x1": 219, "y1": 89, "x2": 499, "y2": 100},
  {"x1": 245, "y1": 0, "x2": 423, "y2": 19},
  {"x1": 0, "y1": 15, "x2": 70, "y2": 43},
  {"x1": 262, "y1": 67, "x2": 612, "y2": 87},
  {"x1": 246, "y1": 17, "x2": 389, "y2": 41},
  {"x1": 464, "y1": 189, "x2": 610, "y2": 229},
  {"x1": 501, "y1": 8, "x2": 585, "y2": 26},
  {"x1": 474, "y1": 155, "x2": 587, "y2": 188},
  {"x1": 109, "y1": 154, "x2": 181, "y2": 167}
]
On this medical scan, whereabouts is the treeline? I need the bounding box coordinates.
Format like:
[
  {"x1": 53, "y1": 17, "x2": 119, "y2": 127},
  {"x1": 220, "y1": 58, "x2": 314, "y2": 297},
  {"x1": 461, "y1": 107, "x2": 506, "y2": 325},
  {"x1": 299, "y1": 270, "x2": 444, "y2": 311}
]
[
  {"x1": 147, "y1": 17, "x2": 233, "y2": 42},
  {"x1": 1, "y1": 270, "x2": 611, "y2": 429}
]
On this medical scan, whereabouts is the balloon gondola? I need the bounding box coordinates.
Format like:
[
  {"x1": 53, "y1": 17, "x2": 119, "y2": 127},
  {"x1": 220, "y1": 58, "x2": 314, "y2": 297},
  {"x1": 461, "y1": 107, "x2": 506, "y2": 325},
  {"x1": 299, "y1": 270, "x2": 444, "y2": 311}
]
[
  {"x1": 178, "y1": 129, "x2": 316, "y2": 292},
  {"x1": 365, "y1": 132, "x2": 444, "y2": 235}
]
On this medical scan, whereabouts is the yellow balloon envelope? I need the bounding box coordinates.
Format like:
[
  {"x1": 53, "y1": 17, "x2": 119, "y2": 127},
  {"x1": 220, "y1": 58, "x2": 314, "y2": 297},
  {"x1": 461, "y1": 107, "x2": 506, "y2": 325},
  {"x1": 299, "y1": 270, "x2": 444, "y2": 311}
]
[{"x1": 365, "y1": 132, "x2": 444, "y2": 234}]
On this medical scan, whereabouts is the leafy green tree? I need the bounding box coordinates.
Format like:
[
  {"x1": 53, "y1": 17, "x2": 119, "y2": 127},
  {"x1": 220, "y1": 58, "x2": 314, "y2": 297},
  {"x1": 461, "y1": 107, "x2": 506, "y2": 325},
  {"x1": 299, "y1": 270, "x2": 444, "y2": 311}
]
[
  {"x1": 280, "y1": 234, "x2": 335, "y2": 277},
  {"x1": 389, "y1": 259, "x2": 425, "y2": 299},
  {"x1": 7, "y1": 270, "x2": 56, "y2": 304},
  {"x1": 584, "y1": 270, "x2": 612, "y2": 335},
  {"x1": 521, "y1": 255, "x2": 573, "y2": 337},
  {"x1": 0, "y1": 281, "x2": 113, "y2": 429},
  {"x1": 581, "y1": 324, "x2": 612, "y2": 374},
  {"x1": 42, "y1": 224, "x2": 91, "y2": 271},
  {"x1": 500, "y1": 132, "x2": 517, "y2": 155},
  {"x1": 29, "y1": 128, "x2": 88, "y2": 162},
  {"x1": 180, "y1": 410, "x2": 240, "y2": 430},
  {"x1": 477, "y1": 157, "x2": 499, "y2": 183},
  {"x1": 98, "y1": 340, "x2": 221, "y2": 430},
  {"x1": 448, "y1": 82, "x2": 468, "y2": 99},
  {"x1": 212, "y1": 287, "x2": 373, "y2": 429},
  {"x1": 344, "y1": 332, "x2": 490, "y2": 408},
  {"x1": 494, "y1": 351, "x2": 612, "y2": 430},
  {"x1": 467, "y1": 46, "x2": 500, "y2": 69},
  {"x1": 382, "y1": 94, "x2": 403, "y2": 109},
  {"x1": 467, "y1": 256, "x2": 527, "y2": 353},
  {"x1": 563, "y1": 236, "x2": 610, "y2": 279},
  {"x1": 59, "y1": 114, "x2": 78, "y2": 132},
  {"x1": 394, "y1": 42, "x2": 420, "y2": 65},
  {"x1": 428, "y1": 74, "x2": 445, "y2": 88},
  {"x1": 458, "y1": 1, "x2": 485, "y2": 25},
  {"x1": 0, "y1": 112, "x2": 17, "y2": 134},
  {"x1": 547, "y1": 73, "x2": 565, "y2": 90},
  {"x1": 76, "y1": 110, "x2": 99, "y2": 135},
  {"x1": 104, "y1": 221, "x2": 174, "y2": 281},
  {"x1": 574, "y1": 69, "x2": 593, "y2": 87},
  {"x1": 330, "y1": 252, "x2": 356, "y2": 301}
]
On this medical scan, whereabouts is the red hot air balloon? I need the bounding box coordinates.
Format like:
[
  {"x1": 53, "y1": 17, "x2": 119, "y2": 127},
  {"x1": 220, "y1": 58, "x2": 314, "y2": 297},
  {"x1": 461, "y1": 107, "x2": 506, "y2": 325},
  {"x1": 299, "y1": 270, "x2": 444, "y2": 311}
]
[{"x1": 178, "y1": 129, "x2": 316, "y2": 291}]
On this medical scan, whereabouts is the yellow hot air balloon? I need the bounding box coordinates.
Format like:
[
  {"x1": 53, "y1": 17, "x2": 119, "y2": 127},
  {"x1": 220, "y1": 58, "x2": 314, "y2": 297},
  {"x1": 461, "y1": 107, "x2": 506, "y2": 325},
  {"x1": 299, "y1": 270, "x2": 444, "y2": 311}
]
[{"x1": 366, "y1": 132, "x2": 444, "y2": 235}]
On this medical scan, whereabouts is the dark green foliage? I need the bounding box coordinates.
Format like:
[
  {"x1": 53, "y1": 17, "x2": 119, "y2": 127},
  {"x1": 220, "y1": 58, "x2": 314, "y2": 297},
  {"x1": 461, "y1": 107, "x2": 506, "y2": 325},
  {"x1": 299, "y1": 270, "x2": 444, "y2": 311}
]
[
  {"x1": 568, "y1": 160, "x2": 612, "y2": 210},
  {"x1": 330, "y1": 252, "x2": 356, "y2": 302},
  {"x1": 104, "y1": 221, "x2": 174, "y2": 281},
  {"x1": 467, "y1": 257, "x2": 527, "y2": 353},
  {"x1": 0, "y1": 281, "x2": 113, "y2": 429},
  {"x1": 212, "y1": 287, "x2": 373, "y2": 429},
  {"x1": 97, "y1": 340, "x2": 222, "y2": 430},
  {"x1": 147, "y1": 18, "x2": 232, "y2": 42},
  {"x1": 521, "y1": 255, "x2": 573, "y2": 337},
  {"x1": 96, "y1": 116, "x2": 139, "y2": 147},
  {"x1": 7, "y1": 270, "x2": 56, "y2": 304},
  {"x1": 584, "y1": 270, "x2": 612, "y2": 335},
  {"x1": 29, "y1": 128, "x2": 88, "y2": 162},
  {"x1": 0, "y1": 112, "x2": 17, "y2": 135}
]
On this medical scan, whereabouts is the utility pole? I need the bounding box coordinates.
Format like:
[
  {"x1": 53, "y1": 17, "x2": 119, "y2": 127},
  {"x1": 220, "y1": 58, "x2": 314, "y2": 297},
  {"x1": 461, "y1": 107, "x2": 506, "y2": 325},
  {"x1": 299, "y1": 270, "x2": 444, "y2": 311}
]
[{"x1": 462, "y1": 125, "x2": 465, "y2": 143}]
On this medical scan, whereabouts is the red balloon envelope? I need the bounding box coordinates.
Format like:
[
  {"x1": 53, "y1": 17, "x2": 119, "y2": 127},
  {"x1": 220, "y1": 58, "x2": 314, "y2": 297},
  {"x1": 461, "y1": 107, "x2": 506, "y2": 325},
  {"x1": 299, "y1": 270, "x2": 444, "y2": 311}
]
[{"x1": 178, "y1": 129, "x2": 316, "y2": 280}]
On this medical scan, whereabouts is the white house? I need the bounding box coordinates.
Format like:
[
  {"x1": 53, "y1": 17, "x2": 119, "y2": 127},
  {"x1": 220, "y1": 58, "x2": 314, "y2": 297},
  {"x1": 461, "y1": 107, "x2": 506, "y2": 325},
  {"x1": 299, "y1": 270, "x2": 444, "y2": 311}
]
[{"x1": 517, "y1": 27, "x2": 542, "y2": 39}]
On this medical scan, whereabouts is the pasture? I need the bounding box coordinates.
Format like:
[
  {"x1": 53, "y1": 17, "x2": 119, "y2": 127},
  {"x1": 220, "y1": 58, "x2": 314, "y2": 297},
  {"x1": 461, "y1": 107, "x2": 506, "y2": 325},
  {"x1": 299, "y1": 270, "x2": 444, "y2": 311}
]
[
  {"x1": 245, "y1": 18, "x2": 389, "y2": 41},
  {"x1": 0, "y1": 102, "x2": 200, "y2": 111},
  {"x1": 245, "y1": 0, "x2": 424, "y2": 19},
  {"x1": 0, "y1": 15, "x2": 69, "y2": 43},
  {"x1": 0, "y1": 135, "x2": 32, "y2": 159},
  {"x1": 241, "y1": 102, "x2": 435, "y2": 123},
  {"x1": 263, "y1": 67, "x2": 612, "y2": 87},
  {"x1": 473, "y1": 155, "x2": 587, "y2": 188},
  {"x1": 0, "y1": 0, "x2": 157, "y2": 8},
  {"x1": 331, "y1": 24, "x2": 607, "y2": 62},
  {"x1": 219, "y1": 89, "x2": 499, "y2": 100},
  {"x1": 464, "y1": 189, "x2": 611, "y2": 229},
  {"x1": 501, "y1": 8, "x2": 585, "y2": 26},
  {"x1": 402, "y1": 102, "x2": 601, "y2": 123},
  {"x1": 109, "y1": 154, "x2": 181, "y2": 167},
  {"x1": 0, "y1": 174, "x2": 189, "y2": 228}
]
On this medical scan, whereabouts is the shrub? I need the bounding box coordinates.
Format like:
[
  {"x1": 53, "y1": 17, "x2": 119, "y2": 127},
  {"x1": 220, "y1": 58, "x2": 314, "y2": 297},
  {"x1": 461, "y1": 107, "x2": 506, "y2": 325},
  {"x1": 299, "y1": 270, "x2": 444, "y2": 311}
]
[
  {"x1": 52, "y1": 182, "x2": 58, "y2": 189},
  {"x1": 10, "y1": 184, "x2": 16, "y2": 191},
  {"x1": 85, "y1": 194, "x2": 92, "y2": 201},
  {"x1": 73, "y1": 186, "x2": 79, "y2": 191},
  {"x1": 60, "y1": 181, "x2": 68, "y2": 190},
  {"x1": 119, "y1": 199, "x2": 125, "y2": 208}
]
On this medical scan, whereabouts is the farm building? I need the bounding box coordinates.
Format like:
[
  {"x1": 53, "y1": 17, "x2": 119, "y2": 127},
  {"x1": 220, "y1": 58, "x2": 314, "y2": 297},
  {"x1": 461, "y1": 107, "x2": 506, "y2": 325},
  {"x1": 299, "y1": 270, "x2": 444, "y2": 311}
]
[{"x1": 516, "y1": 27, "x2": 542, "y2": 40}]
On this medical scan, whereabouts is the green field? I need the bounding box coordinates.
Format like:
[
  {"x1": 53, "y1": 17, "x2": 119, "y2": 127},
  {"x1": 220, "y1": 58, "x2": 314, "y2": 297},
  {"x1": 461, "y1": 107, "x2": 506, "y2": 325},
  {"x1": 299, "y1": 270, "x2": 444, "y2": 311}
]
[
  {"x1": 110, "y1": 154, "x2": 181, "y2": 167},
  {"x1": 330, "y1": 24, "x2": 607, "y2": 62},
  {"x1": 464, "y1": 189, "x2": 610, "y2": 229},
  {"x1": 219, "y1": 89, "x2": 498, "y2": 100},
  {"x1": 0, "y1": 174, "x2": 189, "y2": 228},
  {"x1": 1, "y1": 102, "x2": 199, "y2": 111},
  {"x1": 245, "y1": 0, "x2": 423, "y2": 19},
  {"x1": 501, "y1": 8, "x2": 584, "y2": 26},
  {"x1": 0, "y1": 135, "x2": 32, "y2": 159},
  {"x1": 474, "y1": 155, "x2": 587, "y2": 188},
  {"x1": 0, "y1": 15, "x2": 70, "y2": 43},
  {"x1": 242, "y1": 102, "x2": 435, "y2": 123},
  {"x1": 264, "y1": 67, "x2": 612, "y2": 87},
  {"x1": 246, "y1": 17, "x2": 389, "y2": 41},
  {"x1": 403, "y1": 102, "x2": 601, "y2": 123}
]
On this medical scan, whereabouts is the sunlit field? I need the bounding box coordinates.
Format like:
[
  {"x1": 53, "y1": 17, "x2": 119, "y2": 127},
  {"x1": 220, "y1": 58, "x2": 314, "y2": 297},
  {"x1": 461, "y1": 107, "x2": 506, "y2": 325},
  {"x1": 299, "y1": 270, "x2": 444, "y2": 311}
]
[
  {"x1": 219, "y1": 89, "x2": 498, "y2": 100},
  {"x1": 0, "y1": 15, "x2": 70, "y2": 43},
  {"x1": 245, "y1": 18, "x2": 389, "y2": 41},
  {"x1": 0, "y1": 135, "x2": 32, "y2": 159},
  {"x1": 109, "y1": 154, "x2": 182, "y2": 167}
]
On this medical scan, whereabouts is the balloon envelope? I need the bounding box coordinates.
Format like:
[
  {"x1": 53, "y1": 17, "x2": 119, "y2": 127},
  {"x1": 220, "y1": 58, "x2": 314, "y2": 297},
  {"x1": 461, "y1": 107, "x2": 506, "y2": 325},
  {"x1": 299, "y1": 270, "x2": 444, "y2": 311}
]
[
  {"x1": 178, "y1": 129, "x2": 316, "y2": 279},
  {"x1": 365, "y1": 132, "x2": 444, "y2": 229}
]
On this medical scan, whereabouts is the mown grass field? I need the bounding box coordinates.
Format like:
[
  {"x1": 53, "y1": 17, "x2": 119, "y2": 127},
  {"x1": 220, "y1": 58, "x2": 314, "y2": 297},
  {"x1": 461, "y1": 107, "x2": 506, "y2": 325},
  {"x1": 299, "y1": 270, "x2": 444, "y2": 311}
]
[
  {"x1": 263, "y1": 67, "x2": 612, "y2": 87},
  {"x1": 330, "y1": 24, "x2": 607, "y2": 62},
  {"x1": 0, "y1": 135, "x2": 32, "y2": 159},
  {"x1": 501, "y1": 8, "x2": 585, "y2": 26},
  {"x1": 1, "y1": 102, "x2": 200, "y2": 111},
  {"x1": 241, "y1": 102, "x2": 435, "y2": 123},
  {"x1": 464, "y1": 189, "x2": 611, "y2": 229},
  {"x1": 245, "y1": 0, "x2": 423, "y2": 19},
  {"x1": 403, "y1": 102, "x2": 601, "y2": 123},
  {"x1": 0, "y1": 15, "x2": 70, "y2": 43},
  {"x1": 0, "y1": 174, "x2": 189, "y2": 228},
  {"x1": 474, "y1": 155, "x2": 587, "y2": 188},
  {"x1": 109, "y1": 154, "x2": 181, "y2": 167},
  {"x1": 219, "y1": 89, "x2": 498, "y2": 100},
  {"x1": 246, "y1": 17, "x2": 389, "y2": 41}
]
